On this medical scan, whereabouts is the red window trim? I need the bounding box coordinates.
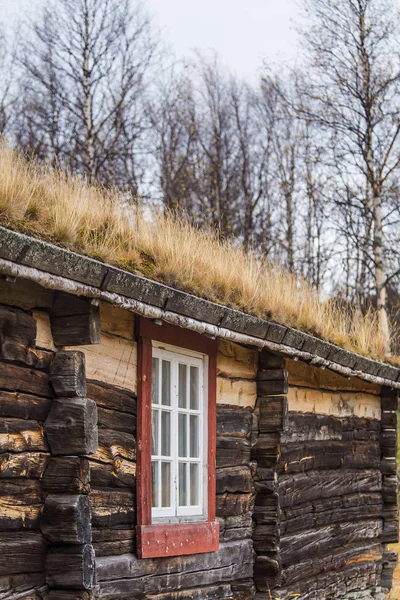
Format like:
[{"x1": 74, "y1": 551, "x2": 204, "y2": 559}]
[{"x1": 136, "y1": 316, "x2": 219, "y2": 558}]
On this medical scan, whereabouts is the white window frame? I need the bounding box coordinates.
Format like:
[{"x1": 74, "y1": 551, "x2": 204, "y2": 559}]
[{"x1": 151, "y1": 341, "x2": 208, "y2": 523}]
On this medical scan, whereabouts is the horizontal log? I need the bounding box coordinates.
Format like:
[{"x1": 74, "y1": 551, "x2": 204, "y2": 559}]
[
  {"x1": 258, "y1": 396, "x2": 288, "y2": 432},
  {"x1": 253, "y1": 523, "x2": 279, "y2": 552},
  {"x1": 251, "y1": 432, "x2": 279, "y2": 467},
  {"x1": 381, "y1": 457, "x2": 397, "y2": 475},
  {"x1": 42, "y1": 456, "x2": 90, "y2": 494},
  {"x1": 253, "y1": 554, "x2": 281, "y2": 591},
  {"x1": 341, "y1": 415, "x2": 381, "y2": 440},
  {"x1": 280, "y1": 519, "x2": 382, "y2": 566},
  {"x1": 0, "y1": 418, "x2": 48, "y2": 453},
  {"x1": 0, "y1": 304, "x2": 36, "y2": 346},
  {"x1": 92, "y1": 526, "x2": 135, "y2": 557},
  {"x1": 217, "y1": 377, "x2": 257, "y2": 409},
  {"x1": 89, "y1": 487, "x2": 135, "y2": 527},
  {"x1": 0, "y1": 451, "x2": 49, "y2": 478},
  {"x1": 381, "y1": 429, "x2": 397, "y2": 457},
  {"x1": 257, "y1": 379, "x2": 288, "y2": 397},
  {"x1": 216, "y1": 466, "x2": 253, "y2": 494},
  {"x1": 45, "y1": 397, "x2": 98, "y2": 455},
  {"x1": 216, "y1": 437, "x2": 251, "y2": 468},
  {"x1": 216, "y1": 493, "x2": 254, "y2": 517},
  {"x1": 93, "y1": 429, "x2": 136, "y2": 464},
  {"x1": 50, "y1": 351, "x2": 86, "y2": 398},
  {"x1": 279, "y1": 440, "x2": 381, "y2": 474},
  {"x1": 259, "y1": 351, "x2": 285, "y2": 369},
  {"x1": 281, "y1": 412, "x2": 342, "y2": 443},
  {"x1": 0, "y1": 390, "x2": 51, "y2": 420},
  {"x1": 0, "y1": 337, "x2": 52, "y2": 370},
  {"x1": 0, "y1": 278, "x2": 54, "y2": 310},
  {"x1": 147, "y1": 584, "x2": 233, "y2": 600},
  {"x1": 97, "y1": 406, "x2": 136, "y2": 434},
  {"x1": 86, "y1": 381, "x2": 136, "y2": 415},
  {"x1": 89, "y1": 457, "x2": 136, "y2": 488},
  {"x1": 286, "y1": 358, "x2": 381, "y2": 394},
  {"x1": 48, "y1": 592, "x2": 96, "y2": 600},
  {"x1": 279, "y1": 492, "x2": 382, "y2": 534},
  {"x1": 0, "y1": 362, "x2": 52, "y2": 397},
  {"x1": 381, "y1": 520, "x2": 399, "y2": 543},
  {"x1": 0, "y1": 479, "x2": 42, "y2": 529},
  {"x1": 287, "y1": 387, "x2": 381, "y2": 420},
  {"x1": 217, "y1": 339, "x2": 257, "y2": 380},
  {"x1": 278, "y1": 469, "x2": 382, "y2": 508},
  {"x1": 0, "y1": 532, "x2": 45, "y2": 575},
  {"x1": 216, "y1": 406, "x2": 252, "y2": 439},
  {"x1": 41, "y1": 494, "x2": 91, "y2": 544},
  {"x1": 382, "y1": 503, "x2": 399, "y2": 521},
  {"x1": 46, "y1": 544, "x2": 96, "y2": 590},
  {"x1": 96, "y1": 540, "x2": 254, "y2": 596},
  {"x1": 0, "y1": 572, "x2": 47, "y2": 600}
]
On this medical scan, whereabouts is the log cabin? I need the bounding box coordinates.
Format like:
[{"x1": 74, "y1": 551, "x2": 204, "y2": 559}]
[{"x1": 0, "y1": 225, "x2": 399, "y2": 600}]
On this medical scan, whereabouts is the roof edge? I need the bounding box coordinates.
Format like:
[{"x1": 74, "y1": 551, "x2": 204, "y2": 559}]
[{"x1": 0, "y1": 226, "x2": 399, "y2": 388}]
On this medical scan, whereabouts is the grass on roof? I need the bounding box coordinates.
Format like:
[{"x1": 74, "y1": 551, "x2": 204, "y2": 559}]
[{"x1": 0, "y1": 140, "x2": 396, "y2": 360}]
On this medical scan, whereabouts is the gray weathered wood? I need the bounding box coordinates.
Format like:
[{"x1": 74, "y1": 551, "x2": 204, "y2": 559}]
[
  {"x1": 41, "y1": 494, "x2": 92, "y2": 544},
  {"x1": 50, "y1": 351, "x2": 87, "y2": 398},
  {"x1": 45, "y1": 398, "x2": 98, "y2": 455},
  {"x1": 42, "y1": 456, "x2": 90, "y2": 494},
  {"x1": 51, "y1": 292, "x2": 100, "y2": 346},
  {"x1": 46, "y1": 544, "x2": 96, "y2": 590}
]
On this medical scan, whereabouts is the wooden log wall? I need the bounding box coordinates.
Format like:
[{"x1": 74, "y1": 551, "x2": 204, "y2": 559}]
[
  {"x1": 251, "y1": 355, "x2": 399, "y2": 600},
  {"x1": 0, "y1": 299, "x2": 52, "y2": 599}
]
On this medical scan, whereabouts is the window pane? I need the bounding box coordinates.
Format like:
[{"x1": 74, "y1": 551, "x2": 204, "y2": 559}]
[
  {"x1": 178, "y1": 413, "x2": 187, "y2": 457},
  {"x1": 161, "y1": 360, "x2": 171, "y2": 406},
  {"x1": 179, "y1": 462, "x2": 188, "y2": 506},
  {"x1": 190, "y1": 415, "x2": 199, "y2": 458},
  {"x1": 161, "y1": 411, "x2": 171, "y2": 456},
  {"x1": 190, "y1": 463, "x2": 199, "y2": 506},
  {"x1": 190, "y1": 366, "x2": 199, "y2": 409},
  {"x1": 178, "y1": 363, "x2": 187, "y2": 408},
  {"x1": 152, "y1": 409, "x2": 159, "y2": 455},
  {"x1": 161, "y1": 462, "x2": 171, "y2": 507},
  {"x1": 152, "y1": 357, "x2": 159, "y2": 405},
  {"x1": 151, "y1": 461, "x2": 159, "y2": 508}
]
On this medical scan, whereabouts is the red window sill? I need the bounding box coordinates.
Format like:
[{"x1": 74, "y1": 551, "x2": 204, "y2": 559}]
[{"x1": 136, "y1": 521, "x2": 220, "y2": 558}]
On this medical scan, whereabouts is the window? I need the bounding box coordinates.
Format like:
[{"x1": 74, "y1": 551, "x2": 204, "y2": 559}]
[
  {"x1": 136, "y1": 318, "x2": 219, "y2": 559},
  {"x1": 151, "y1": 345, "x2": 206, "y2": 520}
]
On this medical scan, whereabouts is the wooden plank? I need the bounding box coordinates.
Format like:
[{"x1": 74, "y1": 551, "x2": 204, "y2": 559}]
[
  {"x1": 100, "y1": 302, "x2": 134, "y2": 340},
  {"x1": 286, "y1": 358, "x2": 381, "y2": 394},
  {"x1": 0, "y1": 451, "x2": 48, "y2": 478},
  {"x1": 0, "y1": 479, "x2": 42, "y2": 529},
  {"x1": 0, "y1": 418, "x2": 48, "y2": 452},
  {"x1": 217, "y1": 376, "x2": 257, "y2": 409},
  {"x1": 287, "y1": 387, "x2": 381, "y2": 419},
  {"x1": 65, "y1": 333, "x2": 137, "y2": 392},
  {"x1": 33, "y1": 310, "x2": 56, "y2": 351},
  {"x1": 137, "y1": 521, "x2": 219, "y2": 559},
  {"x1": 0, "y1": 532, "x2": 45, "y2": 575},
  {"x1": 0, "y1": 279, "x2": 54, "y2": 310},
  {"x1": 0, "y1": 362, "x2": 52, "y2": 397},
  {"x1": 216, "y1": 340, "x2": 257, "y2": 380},
  {"x1": 0, "y1": 390, "x2": 51, "y2": 420}
]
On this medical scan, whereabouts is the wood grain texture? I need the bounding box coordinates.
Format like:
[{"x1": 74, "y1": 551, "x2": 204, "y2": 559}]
[
  {"x1": 65, "y1": 333, "x2": 137, "y2": 392},
  {"x1": 100, "y1": 302, "x2": 134, "y2": 340},
  {"x1": 216, "y1": 339, "x2": 257, "y2": 380},
  {"x1": 287, "y1": 386, "x2": 381, "y2": 419},
  {"x1": 217, "y1": 376, "x2": 257, "y2": 409}
]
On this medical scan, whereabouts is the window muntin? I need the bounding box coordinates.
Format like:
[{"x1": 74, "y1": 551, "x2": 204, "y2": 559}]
[{"x1": 151, "y1": 344, "x2": 207, "y2": 521}]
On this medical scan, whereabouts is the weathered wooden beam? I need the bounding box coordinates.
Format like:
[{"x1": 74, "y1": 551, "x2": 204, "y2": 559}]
[
  {"x1": 50, "y1": 292, "x2": 100, "y2": 347},
  {"x1": 50, "y1": 351, "x2": 86, "y2": 398},
  {"x1": 42, "y1": 457, "x2": 90, "y2": 494},
  {"x1": 0, "y1": 304, "x2": 36, "y2": 346},
  {"x1": 0, "y1": 451, "x2": 49, "y2": 479},
  {"x1": 45, "y1": 544, "x2": 96, "y2": 590},
  {"x1": 0, "y1": 389, "x2": 51, "y2": 420},
  {"x1": 41, "y1": 494, "x2": 91, "y2": 544},
  {"x1": 86, "y1": 381, "x2": 137, "y2": 415},
  {"x1": 0, "y1": 361, "x2": 52, "y2": 397},
  {"x1": 0, "y1": 532, "x2": 45, "y2": 575},
  {"x1": 89, "y1": 487, "x2": 135, "y2": 527},
  {"x1": 44, "y1": 397, "x2": 98, "y2": 455},
  {"x1": 0, "y1": 418, "x2": 48, "y2": 453},
  {"x1": 258, "y1": 396, "x2": 288, "y2": 432},
  {"x1": 216, "y1": 466, "x2": 253, "y2": 494},
  {"x1": 0, "y1": 479, "x2": 43, "y2": 530}
]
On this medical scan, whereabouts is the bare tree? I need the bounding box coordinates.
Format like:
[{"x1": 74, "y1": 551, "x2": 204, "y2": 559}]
[
  {"x1": 18, "y1": 0, "x2": 156, "y2": 192},
  {"x1": 299, "y1": 0, "x2": 400, "y2": 348}
]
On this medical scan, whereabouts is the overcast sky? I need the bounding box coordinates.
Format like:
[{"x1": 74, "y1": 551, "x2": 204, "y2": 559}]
[{"x1": 1, "y1": 0, "x2": 302, "y2": 79}]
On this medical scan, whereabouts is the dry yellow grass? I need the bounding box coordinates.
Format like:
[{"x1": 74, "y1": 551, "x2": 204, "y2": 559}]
[{"x1": 0, "y1": 141, "x2": 396, "y2": 360}]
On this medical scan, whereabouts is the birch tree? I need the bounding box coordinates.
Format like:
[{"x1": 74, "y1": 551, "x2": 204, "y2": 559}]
[{"x1": 300, "y1": 0, "x2": 400, "y2": 349}]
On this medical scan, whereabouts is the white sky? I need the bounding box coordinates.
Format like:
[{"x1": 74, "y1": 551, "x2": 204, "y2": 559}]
[{"x1": 1, "y1": 0, "x2": 303, "y2": 79}]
